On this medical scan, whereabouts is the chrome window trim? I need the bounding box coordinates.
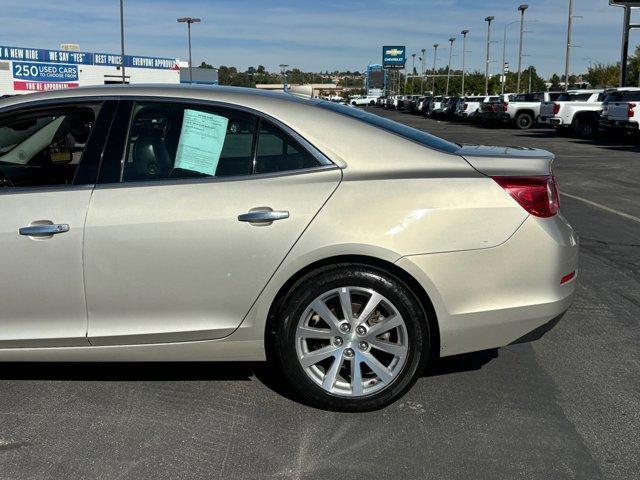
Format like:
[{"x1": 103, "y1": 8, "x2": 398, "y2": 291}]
[
  {"x1": 0, "y1": 184, "x2": 94, "y2": 195},
  {"x1": 93, "y1": 164, "x2": 340, "y2": 190}
]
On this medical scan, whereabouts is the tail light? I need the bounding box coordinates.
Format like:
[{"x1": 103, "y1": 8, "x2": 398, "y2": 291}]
[
  {"x1": 628, "y1": 103, "x2": 636, "y2": 118},
  {"x1": 553, "y1": 103, "x2": 561, "y2": 115},
  {"x1": 492, "y1": 175, "x2": 560, "y2": 218},
  {"x1": 502, "y1": 102, "x2": 509, "y2": 111},
  {"x1": 464, "y1": 103, "x2": 468, "y2": 110}
]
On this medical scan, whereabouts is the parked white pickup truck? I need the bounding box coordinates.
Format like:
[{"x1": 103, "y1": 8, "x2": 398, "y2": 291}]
[
  {"x1": 456, "y1": 95, "x2": 499, "y2": 119},
  {"x1": 539, "y1": 90, "x2": 605, "y2": 138},
  {"x1": 484, "y1": 91, "x2": 563, "y2": 129},
  {"x1": 600, "y1": 88, "x2": 640, "y2": 139}
]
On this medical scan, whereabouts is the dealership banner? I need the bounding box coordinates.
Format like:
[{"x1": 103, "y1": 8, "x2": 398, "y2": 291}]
[
  {"x1": 13, "y1": 62, "x2": 79, "y2": 82},
  {"x1": 382, "y1": 46, "x2": 406, "y2": 69},
  {"x1": 0, "y1": 45, "x2": 177, "y2": 70},
  {"x1": 13, "y1": 81, "x2": 80, "y2": 91}
]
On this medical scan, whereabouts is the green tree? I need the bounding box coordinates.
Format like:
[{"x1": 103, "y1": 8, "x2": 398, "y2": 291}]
[
  {"x1": 584, "y1": 63, "x2": 619, "y2": 88},
  {"x1": 198, "y1": 61, "x2": 214, "y2": 69}
]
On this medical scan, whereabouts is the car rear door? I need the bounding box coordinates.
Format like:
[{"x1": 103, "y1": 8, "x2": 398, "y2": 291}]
[
  {"x1": 0, "y1": 100, "x2": 114, "y2": 347},
  {"x1": 84, "y1": 99, "x2": 341, "y2": 345}
]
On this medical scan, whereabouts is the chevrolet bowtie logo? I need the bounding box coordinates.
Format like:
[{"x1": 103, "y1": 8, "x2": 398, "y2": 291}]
[{"x1": 385, "y1": 48, "x2": 404, "y2": 56}]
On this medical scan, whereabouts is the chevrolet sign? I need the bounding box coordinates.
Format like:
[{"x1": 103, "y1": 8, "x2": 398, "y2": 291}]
[{"x1": 382, "y1": 45, "x2": 406, "y2": 69}]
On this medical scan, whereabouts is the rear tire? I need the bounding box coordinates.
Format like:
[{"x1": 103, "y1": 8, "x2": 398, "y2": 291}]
[
  {"x1": 516, "y1": 112, "x2": 533, "y2": 130},
  {"x1": 270, "y1": 264, "x2": 430, "y2": 411},
  {"x1": 573, "y1": 116, "x2": 598, "y2": 138}
]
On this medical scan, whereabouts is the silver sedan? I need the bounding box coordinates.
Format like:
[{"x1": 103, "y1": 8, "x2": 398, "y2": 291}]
[{"x1": 0, "y1": 85, "x2": 578, "y2": 411}]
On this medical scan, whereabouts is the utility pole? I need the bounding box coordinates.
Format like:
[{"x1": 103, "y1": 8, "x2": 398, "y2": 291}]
[
  {"x1": 445, "y1": 37, "x2": 455, "y2": 96},
  {"x1": 461, "y1": 30, "x2": 469, "y2": 95},
  {"x1": 485, "y1": 16, "x2": 495, "y2": 95},
  {"x1": 564, "y1": 0, "x2": 573, "y2": 91},
  {"x1": 432, "y1": 44, "x2": 439, "y2": 93},
  {"x1": 516, "y1": 4, "x2": 529, "y2": 93},
  {"x1": 119, "y1": 0, "x2": 126, "y2": 84}
]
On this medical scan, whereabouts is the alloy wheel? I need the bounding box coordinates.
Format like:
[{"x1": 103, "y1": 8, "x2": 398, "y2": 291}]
[{"x1": 295, "y1": 286, "x2": 409, "y2": 397}]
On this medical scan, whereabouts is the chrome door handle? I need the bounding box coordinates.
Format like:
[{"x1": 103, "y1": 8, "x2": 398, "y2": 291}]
[
  {"x1": 19, "y1": 224, "x2": 70, "y2": 236},
  {"x1": 238, "y1": 209, "x2": 289, "y2": 224}
]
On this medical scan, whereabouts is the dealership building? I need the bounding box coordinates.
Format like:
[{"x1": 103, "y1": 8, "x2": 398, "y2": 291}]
[{"x1": 0, "y1": 44, "x2": 210, "y2": 96}]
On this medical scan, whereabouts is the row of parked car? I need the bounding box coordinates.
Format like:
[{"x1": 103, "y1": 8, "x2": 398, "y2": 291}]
[{"x1": 370, "y1": 88, "x2": 640, "y2": 140}]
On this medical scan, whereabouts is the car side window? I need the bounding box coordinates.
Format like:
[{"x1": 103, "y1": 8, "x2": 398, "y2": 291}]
[
  {"x1": 122, "y1": 103, "x2": 256, "y2": 182},
  {"x1": 255, "y1": 119, "x2": 321, "y2": 174},
  {"x1": 0, "y1": 105, "x2": 98, "y2": 188}
]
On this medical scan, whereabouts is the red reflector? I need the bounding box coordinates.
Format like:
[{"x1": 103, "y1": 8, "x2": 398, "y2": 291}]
[
  {"x1": 492, "y1": 175, "x2": 560, "y2": 218},
  {"x1": 560, "y1": 271, "x2": 576, "y2": 284}
]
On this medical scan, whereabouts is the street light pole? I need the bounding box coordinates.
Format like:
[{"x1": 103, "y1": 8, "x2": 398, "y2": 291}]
[
  {"x1": 485, "y1": 16, "x2": 495, "y2": 96},
  {"x1": 421, "y1": 48, "x2": 426, "y2": 94},
  {"x1": 411, "y1": 53, "x2": 416, "y2": 92},
  {"x1": 432, "y1": 43, "x2": 439, "y2": 93},
  {"x1": 516, "y1": 4, "x2": 529, "y2": 93},
  {"x1": 461, "y1": 30, "x2": 469, "y2": 95},
  {"x1": 564, "y1": 0, "x2": 573, "y2": 91},
  {"x1": 445, "y1": 37, "x2": 455, "y2": 96},
  {"x1": 119, "y1": 0, "x2": 126, "y2": 84},
  {"x1": 177, "y1": 17, "x2": 201, "y2": 83}
]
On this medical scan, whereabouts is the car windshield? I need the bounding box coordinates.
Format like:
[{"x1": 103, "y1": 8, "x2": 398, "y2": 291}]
[{"x1": 315, "y1": 101, "x2": 459, "y2": 154}]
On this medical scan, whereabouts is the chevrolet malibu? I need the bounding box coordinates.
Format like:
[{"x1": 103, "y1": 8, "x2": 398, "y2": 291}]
[{"x1": 0, "y1": 85, "x2": 578, "y2": 411}]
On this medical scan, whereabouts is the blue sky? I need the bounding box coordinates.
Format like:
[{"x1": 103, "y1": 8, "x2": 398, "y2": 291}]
[{"x1": 0, "y1": 0, "x2": 638, "y2": 77}]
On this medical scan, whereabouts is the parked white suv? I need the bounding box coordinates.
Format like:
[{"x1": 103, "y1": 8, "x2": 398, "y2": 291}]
[
  {"x1": 600, "y1": 88, "x2": 640, "y2": 139},
  {"x1": 539, "y1": 90, "x2": 605, "y2": 138},
  {"x1": 350, "y1": 95, "x2": 379, "y2": 106}
]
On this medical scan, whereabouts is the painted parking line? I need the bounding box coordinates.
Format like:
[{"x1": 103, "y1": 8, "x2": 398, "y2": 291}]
[{"x1": 561, "y1": 192, "x2": 640, "y2": 224}]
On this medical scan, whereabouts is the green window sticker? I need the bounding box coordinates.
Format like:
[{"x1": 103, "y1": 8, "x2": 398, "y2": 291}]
[{"x1": 174, "y1": 109, "x2": 229, "y2": 176}]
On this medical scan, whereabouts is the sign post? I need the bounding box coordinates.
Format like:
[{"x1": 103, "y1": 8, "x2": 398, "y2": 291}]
[{"x1": 609, "y1": 1, "x2": 640, "y2": 86}]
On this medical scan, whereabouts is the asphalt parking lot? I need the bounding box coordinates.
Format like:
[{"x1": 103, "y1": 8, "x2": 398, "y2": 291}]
[{"x1": 1, "y1": 109, "x2": 639, "y2": 480}]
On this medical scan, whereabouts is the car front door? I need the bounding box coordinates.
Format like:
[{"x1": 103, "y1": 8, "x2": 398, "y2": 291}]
[
  {"x1": 84, "y1": 100, "x2": 341, "y2": 345},
  {"x1": 0, "y1": 100, "x2": 114, "y2": 347}
]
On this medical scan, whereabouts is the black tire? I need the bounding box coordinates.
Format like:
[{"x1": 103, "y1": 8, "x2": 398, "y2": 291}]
[
  {"x1": 515, "y1": 112, "x2": 533, "y2": 129},
  {"x1": 573, "y1": 116, "x2": 598, "y2": 138},
  {"x1": 270, "y1": 264, "x2": 430, "y2": 412}
]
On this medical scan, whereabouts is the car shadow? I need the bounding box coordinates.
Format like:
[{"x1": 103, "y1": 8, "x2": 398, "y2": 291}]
[
  {"x1": 0, "y1": 348, "x2": 499, "y2": 397},
  {"x1": 424, "y1": 348, "x2": 498, "y2": 377}
]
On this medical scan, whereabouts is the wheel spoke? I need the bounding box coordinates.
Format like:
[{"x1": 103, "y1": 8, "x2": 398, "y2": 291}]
[
  {"x1": 300, "y1": 345, "x2": 339, "y2": 367},
  {"x1": 366, "y1": 315, "x2": 403, "y2": 338},
  {"x1": 297, "y1": 325, "x2": 333, "y2": 340},
  {"x1": 338, "y1": 288, "x2": 354, "y2": 324},
  {"x1": 351, "y1": 357, "x2": 363, "y2": 396},
  {"x1": 361, "y1": 351, "x2": 394, "y2": 383},
  {"x1": 357, "y1": 291, "x2": 383, "y2": 324},
  {"x1": 322, "y1": 354, "x2": 343, "y2": 390},
  {"x1": 311, "y1": 299, "x2": 341, "y2": 332},
  {"x1": 369, "y1": 338, "x2": 407, "y2": 357}
]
